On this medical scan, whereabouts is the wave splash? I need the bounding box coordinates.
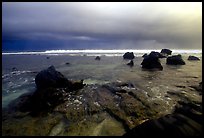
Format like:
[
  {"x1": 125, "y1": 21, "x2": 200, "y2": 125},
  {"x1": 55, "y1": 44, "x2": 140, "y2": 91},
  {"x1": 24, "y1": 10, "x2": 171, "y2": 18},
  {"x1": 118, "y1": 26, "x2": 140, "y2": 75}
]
[{"x1": 2, "y1": 49, "x2": 202, "y2": 56}]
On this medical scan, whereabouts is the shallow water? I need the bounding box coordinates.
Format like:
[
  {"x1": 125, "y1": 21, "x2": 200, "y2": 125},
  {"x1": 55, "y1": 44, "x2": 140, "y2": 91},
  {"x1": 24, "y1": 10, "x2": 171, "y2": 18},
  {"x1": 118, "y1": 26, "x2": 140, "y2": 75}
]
[{"x1": 2, "y1": 53, "x2": 202, "y2": 136}]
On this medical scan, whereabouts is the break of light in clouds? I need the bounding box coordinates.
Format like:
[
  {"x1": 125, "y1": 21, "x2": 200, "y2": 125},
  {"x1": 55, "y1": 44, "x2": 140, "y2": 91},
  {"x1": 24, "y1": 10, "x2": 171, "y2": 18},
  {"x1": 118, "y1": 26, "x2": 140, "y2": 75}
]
[{"x1": 2, "y1": 2, "x2": 202, "y2": 51}]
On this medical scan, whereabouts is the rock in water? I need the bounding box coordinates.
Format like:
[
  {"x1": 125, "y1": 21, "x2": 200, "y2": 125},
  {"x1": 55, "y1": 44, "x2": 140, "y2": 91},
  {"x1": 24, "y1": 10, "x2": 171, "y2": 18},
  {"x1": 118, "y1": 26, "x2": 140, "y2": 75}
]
[
  {"x1": 35, "y1": 65, "x2": 72, "y2": 89},
  {"x1": 166, "y1": 55, "x2": 185, "y2": 65},
  {"x1": 95, "y1": 56, "x2": 101, "y2": 60},
  {"x1": 142, "y1": 53, "x2": 148, "y2": 58},
  {"x1": 127, "y1": 60, "x2": 134, "y2": 67},
  {"x1": 141, "y1": 53, "x2": 163, "y2": 70},
  {"x1": 123, "y1": 52, "x2": 135, "y2": 60},
  {"x1": 149, "y1": 51, "x2": 166, "y2": 58},
  {"x1": 12, "y1": 67, "x2": 18, "y2": 72},
  {"x1": 161, "y1": 49, "x2": 172, "y2": 55},
  {"x1": 187, "y1": 56, "x2": 200, "y2": 61},
  {"x1": 70, "y1": 79, "x2": 86, "y2": 91}
]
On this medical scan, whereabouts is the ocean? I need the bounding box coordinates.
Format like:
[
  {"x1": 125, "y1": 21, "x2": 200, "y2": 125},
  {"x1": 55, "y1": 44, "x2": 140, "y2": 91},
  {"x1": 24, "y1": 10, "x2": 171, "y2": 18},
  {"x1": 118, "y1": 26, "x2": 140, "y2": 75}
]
[{"x1": 2, "y1": 49, "x2": 202, "y2": 136}]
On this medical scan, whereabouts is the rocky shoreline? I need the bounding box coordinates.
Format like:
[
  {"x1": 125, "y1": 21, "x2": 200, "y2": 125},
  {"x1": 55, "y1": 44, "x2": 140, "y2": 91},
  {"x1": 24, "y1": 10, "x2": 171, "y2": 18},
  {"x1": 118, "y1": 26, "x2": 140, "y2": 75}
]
[
  {"x1": 2, "y1": 50, "x2": 202, "y2": 136},
  {"x1": 2, "y1": 64, "x2": 202, "y2": 136}
]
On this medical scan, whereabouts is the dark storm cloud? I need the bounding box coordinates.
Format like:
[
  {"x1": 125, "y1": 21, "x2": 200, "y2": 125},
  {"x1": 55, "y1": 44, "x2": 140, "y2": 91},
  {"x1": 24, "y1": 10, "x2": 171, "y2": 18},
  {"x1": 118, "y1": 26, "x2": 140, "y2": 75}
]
[{"x1": 2, "y1": 2, "x2": 202, "y2": 51}]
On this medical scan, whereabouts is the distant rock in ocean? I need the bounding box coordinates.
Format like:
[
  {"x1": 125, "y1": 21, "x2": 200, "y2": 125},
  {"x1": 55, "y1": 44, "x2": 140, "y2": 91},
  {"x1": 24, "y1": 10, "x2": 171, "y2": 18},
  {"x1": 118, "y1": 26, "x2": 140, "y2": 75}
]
[
  {"x1": 141, "y1": 52, "x2": 163, "y2": 70},
  {"x1": 187, "y1": 56, "x2": 200, "y2": 61},
  {"x1": 123, "y1": 52, "x2": 135, "y2": 59},
  {"x1": 95, "y1": 56, "x2": 101, "y2": 60},
  {"x1": 46, "y1": 57, "x2": 50, "y2": 59},
  {"x1": 166, "y1": 55, "x2": 185, "y2": 65},
  {"x1": 161, "y1": 49, "x2": 172, "y2": 55},
  {"x1": 149, "y1": 51, "x2": 166, "y2": 58},
  {"x1": 12, "y1": 67, "x2": 18, "y2": 72},
  {"x1": 142, "y1": 53, "x2": 148, "y2": 58}
]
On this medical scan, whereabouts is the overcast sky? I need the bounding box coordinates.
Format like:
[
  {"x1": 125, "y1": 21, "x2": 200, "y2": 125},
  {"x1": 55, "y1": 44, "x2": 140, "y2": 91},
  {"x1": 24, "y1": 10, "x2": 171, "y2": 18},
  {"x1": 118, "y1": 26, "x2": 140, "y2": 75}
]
[{"x1": 2, "y1": 2, "x2": 202, "y2": 51}]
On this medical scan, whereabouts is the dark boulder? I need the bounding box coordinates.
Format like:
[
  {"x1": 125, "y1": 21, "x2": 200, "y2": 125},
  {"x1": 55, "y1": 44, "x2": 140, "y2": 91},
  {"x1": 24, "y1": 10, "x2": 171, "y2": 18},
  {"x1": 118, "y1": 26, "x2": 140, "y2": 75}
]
[
  {"x1": 166, "y1": 55, "x2": 185, "y2": 65},
  {"x1": 127, "y1": 60, "x2": 134, "y2": 67},
  {"x1": 69, "y1": 80, "x2": 86, "y2": 91},
  {"x1": 30, "y1": 87, "x2": 67, "y2": 113},
  {"x1": 35, "y1": 65, "x2": 72, "y2": 89},
  {"x1": 123, "y1": 52, "x2": 135, "y2": 59},
  {"x1": 188, "y1": 56, "x2": 200, "y2": 61},
  {"x1": 141, "y1": 54, "x2": 163, "y2": 70},
  {"x1": 142, "y1": 53, "x2": 148, "y2": 58},
  {"x1": 10, "y1": 66, "x2": 86, "y2": 115},
  {"x1": 95, "y1": 56, "x2": 101, "y2": 60},
  {"x1": 150, "y1": 51, "x2": 166, "y2": 58},
  {"x1": 161, "y1": 49, "x2": 172, "y2": 55},
  {"x1": 65, "y1": 62, "x2": 70, "y2": 65}
]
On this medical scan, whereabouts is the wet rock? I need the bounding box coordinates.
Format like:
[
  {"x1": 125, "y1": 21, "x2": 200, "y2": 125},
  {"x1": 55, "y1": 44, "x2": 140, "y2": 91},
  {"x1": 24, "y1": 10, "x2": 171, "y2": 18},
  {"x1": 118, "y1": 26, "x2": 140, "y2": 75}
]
[
  {"x1": 127, "y1": 60, "x2": 134, "y2": 67},
  {"x1": 175, "y1": 101, "x2": 202, "y2": 123},
  {"x1": 31, "y1": 88, "x2": 67, "y2": 112},
  {"x1": 49, "y1": 120, "x2": 65, "y2": 136},
  {"x1": 70, "y1": 80, "x2": 86, "y2": 91},
  {"x1": 161, "y1": 49, "x2": 172, "y2": 55},
  {"x1": 65, "y1": 62, "x2": 70, "y2": 65},
  {"x1": 187, "y1": 56, "x2": 200, "y2": 61},
  {"x1": 95, "y1": 56, "x2": 101, "y2": 60},
  {"x1": 141, "y1": 53, "x2": 163, "y2": 70},
  {"x1": 9, "y1": 66, "x2": 86, "y2": 115},
  {"x1": 149, "y1": 51, "x2": 166, "y2": 58},
  {"x1": 123, "y1": 52, "x2": 135, "y2": 60},
  {"x1": 102, "y1": 82, "x2": 135, "y2": 95},
  {"x1": 35, "y1": 65, "x2": 72, "y2": 89},
  {"x1": 142, "y1": 53, "x2": 148, "y2": 58},
  {"x1": 123, "y1": 102, "x2": 202, "y2": 136},
  {"x1": 166, "y1": 55, "x2": 185, "y2": 65}
]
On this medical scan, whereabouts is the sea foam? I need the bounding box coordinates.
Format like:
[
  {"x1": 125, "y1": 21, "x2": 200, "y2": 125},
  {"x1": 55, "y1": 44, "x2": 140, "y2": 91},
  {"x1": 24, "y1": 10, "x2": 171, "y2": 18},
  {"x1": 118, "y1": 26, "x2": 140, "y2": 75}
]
[{"x1": 2, "y1": 49, "x2": 202, "y2": 56}]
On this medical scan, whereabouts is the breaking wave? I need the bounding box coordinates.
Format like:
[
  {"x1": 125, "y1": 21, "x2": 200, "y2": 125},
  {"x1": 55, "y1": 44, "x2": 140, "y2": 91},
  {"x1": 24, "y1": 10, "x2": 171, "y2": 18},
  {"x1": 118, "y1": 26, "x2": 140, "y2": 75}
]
[{"x1": 2, "y1": 49, "x2": 202, "y2": 57}]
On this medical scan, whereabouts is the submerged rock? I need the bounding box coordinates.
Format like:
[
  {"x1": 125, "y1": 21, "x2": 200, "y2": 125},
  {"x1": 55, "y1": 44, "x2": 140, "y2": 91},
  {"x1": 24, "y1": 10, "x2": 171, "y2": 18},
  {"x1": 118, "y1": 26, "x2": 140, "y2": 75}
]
[
  {"x1": 123, "y1": 52, "x2": 135, "y2": 60},
  {"x1": 127, "y1": 60, "x2": 134, "y2": 67},
  {"x1": 166, "y1": 55, "x2": 185, "y2": 65},
  {"x1": 187, "y1": 56, "x2": 200, "y2": 61}
]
